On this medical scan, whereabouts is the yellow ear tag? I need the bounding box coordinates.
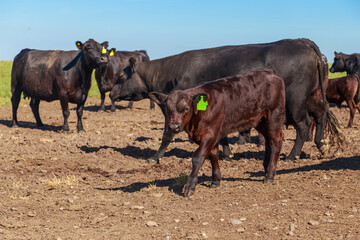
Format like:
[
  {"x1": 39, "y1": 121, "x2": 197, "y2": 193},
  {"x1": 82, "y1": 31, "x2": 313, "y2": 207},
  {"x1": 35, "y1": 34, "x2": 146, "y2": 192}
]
[
  {"x1": 109, "y1": 50, "x2": 114, "y2": 56},
  {"x1": 102, "y1": 46, "x2": 107, "y2": 54}
]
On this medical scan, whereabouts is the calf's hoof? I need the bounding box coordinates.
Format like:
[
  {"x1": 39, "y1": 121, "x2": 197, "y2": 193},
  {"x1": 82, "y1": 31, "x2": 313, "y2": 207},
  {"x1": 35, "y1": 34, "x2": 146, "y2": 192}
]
[
  {"x1": 11, "y1": 122, "x2": 19, "y2": 128},
  {"x1": 184, "y1": 189, "x2": 195, "y2": 197}
]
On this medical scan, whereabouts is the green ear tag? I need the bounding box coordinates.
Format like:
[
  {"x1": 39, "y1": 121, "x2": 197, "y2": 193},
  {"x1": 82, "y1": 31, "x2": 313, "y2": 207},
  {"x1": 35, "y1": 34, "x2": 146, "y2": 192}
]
[{"x1": 197, "y1": 95, "x2": 208, "y2": 111}]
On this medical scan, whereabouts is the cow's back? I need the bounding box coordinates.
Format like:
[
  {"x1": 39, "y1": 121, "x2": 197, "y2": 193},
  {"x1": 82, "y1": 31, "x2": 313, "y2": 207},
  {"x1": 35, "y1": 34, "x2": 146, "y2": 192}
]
[
  {"x1": 12, "y1": 49, "x2": 79, "y2": 100},
  {"x1": 146, "y1": 39, "x2": 321, "y2": 101}
]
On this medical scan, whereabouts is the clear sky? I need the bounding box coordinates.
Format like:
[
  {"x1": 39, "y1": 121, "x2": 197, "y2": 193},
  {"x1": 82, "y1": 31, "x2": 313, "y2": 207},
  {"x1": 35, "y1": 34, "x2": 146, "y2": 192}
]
[{"x1": 1, "y1": 0, "x2": 359, "y2": 61}]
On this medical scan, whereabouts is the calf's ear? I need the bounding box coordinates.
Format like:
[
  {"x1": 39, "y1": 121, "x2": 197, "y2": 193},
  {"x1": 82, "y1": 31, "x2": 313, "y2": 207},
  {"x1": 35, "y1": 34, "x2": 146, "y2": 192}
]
[
  {"x1": 76, "y1": 41, "x2": 83, "y2": 50},
  {"x1": 149, "y1": 92, "x2": 168, "y2": 106},
  {"x1": 192, "y1": 93, "x2": 210, "y2": 115},
  {"x1": 192, "y1": 93, "x2": 209, "y2": 103}
]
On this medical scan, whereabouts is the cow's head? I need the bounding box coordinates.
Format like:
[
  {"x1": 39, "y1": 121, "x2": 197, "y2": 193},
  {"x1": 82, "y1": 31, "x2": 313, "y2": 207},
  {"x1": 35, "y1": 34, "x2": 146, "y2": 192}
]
[
  {"x1": 95, "y1": 48, "x2": 120, "y2": 92},
  {"x1": 330, "y1": 51, "x2": 351, "y2": 73},
  {"x1": 149, "y1": 91, "x2": 209, "y2": 133},
  {"x1": 109, "y1": 57, "x2": 147, "y2": 101},
  {"x1": 76, "y1": 39, "x2": 109, "y2": 68}
]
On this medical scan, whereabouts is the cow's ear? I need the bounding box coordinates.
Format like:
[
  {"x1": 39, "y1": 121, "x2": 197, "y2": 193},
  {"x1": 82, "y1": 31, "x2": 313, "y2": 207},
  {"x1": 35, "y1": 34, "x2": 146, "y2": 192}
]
[
  {"x1": 129, "y1": 57, "x2": 136, "y2": 73},
  {"x1": 76, "y1": 41, "x2": 83, "y2": 50},
  {"x1": 334, "y1": 51, "x2": 338, "y2": 56},
  {"x1": 109, "y1": 48, "x2": 116, "y2": 56},
  {"x1": 149, "y1": 92, "x2": 168, "y2": 106},
  {"x1": 101, "y1": 41, "x2": 109, "y2": 49}
]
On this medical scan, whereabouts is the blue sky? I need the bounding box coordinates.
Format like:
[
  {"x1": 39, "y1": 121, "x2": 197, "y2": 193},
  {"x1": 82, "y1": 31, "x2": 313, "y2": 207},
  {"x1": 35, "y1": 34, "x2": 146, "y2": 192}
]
[{"x1": 1, "y1": 0, "x2": 359, "y2": 61}]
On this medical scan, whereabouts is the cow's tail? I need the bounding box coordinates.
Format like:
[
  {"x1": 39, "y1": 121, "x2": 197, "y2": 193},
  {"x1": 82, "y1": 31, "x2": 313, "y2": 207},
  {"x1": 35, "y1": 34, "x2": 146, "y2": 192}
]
[{"x1": 308, "y1": 41, "x2": 345, "y2": 154}]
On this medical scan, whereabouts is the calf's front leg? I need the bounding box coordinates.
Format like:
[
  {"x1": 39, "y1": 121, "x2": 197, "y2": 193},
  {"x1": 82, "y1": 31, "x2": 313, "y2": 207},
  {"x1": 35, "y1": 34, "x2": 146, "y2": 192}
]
[{"x1": 184, "y1": 137, "x2": 217, "y2": 197}]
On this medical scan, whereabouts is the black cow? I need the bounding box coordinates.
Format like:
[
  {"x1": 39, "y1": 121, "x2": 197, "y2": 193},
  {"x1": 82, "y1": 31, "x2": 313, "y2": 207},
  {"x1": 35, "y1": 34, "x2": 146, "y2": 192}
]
[
  {"x1": 95, "y1": 48, "x2": 154, "y2": 112},
  {"x1": 11, "y1": 39, "x2": 109, "y2": 131},
  {"x1": 110, "y1": 38, "x2": 342, "y2": 162}
]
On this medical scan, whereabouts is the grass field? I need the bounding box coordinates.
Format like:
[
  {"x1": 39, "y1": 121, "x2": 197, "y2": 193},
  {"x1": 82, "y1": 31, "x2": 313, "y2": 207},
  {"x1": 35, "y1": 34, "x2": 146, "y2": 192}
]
[{"x1": 0, "y1": 60, "x2": 347, "y2": 107}]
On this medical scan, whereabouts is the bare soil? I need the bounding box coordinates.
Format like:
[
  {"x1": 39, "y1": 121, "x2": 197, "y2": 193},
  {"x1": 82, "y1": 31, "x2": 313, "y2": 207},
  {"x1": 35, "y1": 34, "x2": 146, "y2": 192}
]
[{"x1": 0, "y1": 97, "x2": 359, "y2": 240}]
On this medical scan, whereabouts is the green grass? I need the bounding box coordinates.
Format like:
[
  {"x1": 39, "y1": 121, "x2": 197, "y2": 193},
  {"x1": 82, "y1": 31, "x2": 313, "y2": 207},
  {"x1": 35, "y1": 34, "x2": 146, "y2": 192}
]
[
  {"x1": 0, "y1": 61, "x2": 349, "y2": 107},
  {"x1": 0, "y1": 61, "x2": 13, "y2": 106}
]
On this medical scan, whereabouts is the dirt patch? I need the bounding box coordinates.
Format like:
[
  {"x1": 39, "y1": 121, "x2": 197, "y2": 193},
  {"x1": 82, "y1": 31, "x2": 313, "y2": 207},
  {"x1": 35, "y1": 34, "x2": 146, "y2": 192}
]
[{"x1": 0, "y1": 97, "x2": 359, "y2": 239}]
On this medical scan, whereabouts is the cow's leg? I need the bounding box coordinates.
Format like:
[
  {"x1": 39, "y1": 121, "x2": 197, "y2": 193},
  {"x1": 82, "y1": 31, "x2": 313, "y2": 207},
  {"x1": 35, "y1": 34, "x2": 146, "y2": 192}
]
[
  {"x1": 11, "y1": 87, "x2": 22, "y2": 128},
  {"x1": 236, "y1": 130, "x2": 251, "y2": 145},
  {"x1": 219, "y1": 138, "x2": 232, "y2": 161},
  {"x1": 258, "y1": 132, "x2": 265, "y2": 146},
  {"x1": 208, "y1": 144, "x2": 221, "y2": 188},
  {"x1": 110, "y1": 99, "x2": 116, "y2": 112},
  {"x1": 76, "y1": 103, "x2": 85, "y2": 132},
  {"x1": 29, "y1": 98, "x2": 44, "y2": 128},
  {"x1": 99, "y1": 92, "x2": 106, "y2": 112},
  {"x1": 184, "y1": 136, "x2": 217, "y2": 197},
  {"x1": 286, "y1": 101, "x2": 311, "y2": 161},
  {"x1": 150, "y1": 100, "x2": 155, "y2": 111},
  {"x1": 127, "y1": 100, "x2": 133, "y2": 109},
  {"x1": 147, "y1": 106, "x2": 174, "y2": 163},
  {"x1": 60, "y1": 97, "x2": 70, "y2": 131},
  {"x1": 307, "y1": 95, "x2": 328, "y2": 155},
  {"x1": 346, "y1": 97, "x2": 356, "y2": 128}
]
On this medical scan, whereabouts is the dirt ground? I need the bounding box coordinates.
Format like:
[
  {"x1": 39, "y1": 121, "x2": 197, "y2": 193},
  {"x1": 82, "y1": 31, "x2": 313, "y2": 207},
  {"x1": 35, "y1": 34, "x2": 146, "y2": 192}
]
[{"x1": 0, "y1": 96, "x2": 359, "y2": 240}]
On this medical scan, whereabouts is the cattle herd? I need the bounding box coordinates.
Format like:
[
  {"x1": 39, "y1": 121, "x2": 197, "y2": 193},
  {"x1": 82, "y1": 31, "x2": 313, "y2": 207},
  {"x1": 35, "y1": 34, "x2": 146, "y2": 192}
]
[{"x1": 10, "y1": 38, "x2": 359, "y2": 196}]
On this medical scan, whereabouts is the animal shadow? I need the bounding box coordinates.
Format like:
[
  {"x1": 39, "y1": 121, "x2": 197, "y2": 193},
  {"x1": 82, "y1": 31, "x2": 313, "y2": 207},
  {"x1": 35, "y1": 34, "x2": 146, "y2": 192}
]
[
  {"x1": 96, "y1": 174, "x2": 260, "y2": 197},
  {"x1": 0, "y1": 120, "x2": 62, "y2": 132},
  {"x1": 247, "y1": 156, "x2": 360, "y2": 178},
  {"x1": 79, "y1": 145, "x2": 192, "y2": 159}
]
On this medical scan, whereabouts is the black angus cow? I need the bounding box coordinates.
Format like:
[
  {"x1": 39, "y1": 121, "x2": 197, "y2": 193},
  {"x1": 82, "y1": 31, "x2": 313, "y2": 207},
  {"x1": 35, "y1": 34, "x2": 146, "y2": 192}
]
[
  {"x1": 330, "y1": 52, "x2": 360, "y2": 103},
  {"x1": 110, "y1": 38, "x2": 342, "y2": 162},
  {"x1": 11, "y1": 39, "x2": 109, "y2": 131},
  {"x1": 95, "y1": 48, "x2": 154, "y2": 112}
]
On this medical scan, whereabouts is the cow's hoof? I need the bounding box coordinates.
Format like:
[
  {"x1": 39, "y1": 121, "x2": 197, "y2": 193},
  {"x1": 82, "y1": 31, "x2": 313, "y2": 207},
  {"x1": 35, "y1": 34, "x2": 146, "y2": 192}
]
[
  {"x1": 98, "y1": 109, "x2": 105, "y2": 113},
  {"x1": 319, "y1": 144, "x2": 329, "y2": 156},
  {"x1": 78, "y1": 129, "x2": 85, "y2": 133},
  {"x1": 184, "y1": 189, "x2": 195, "y2": 197},
  {"x1": 146, "y1": 158, "x2": 159, "y2": 164},
  {"x1": 150, "y1": 108, "x2": 155, "y2": 111},
  {"x1": 210, "y1": 182, "x2": 220, "y2": 188},
  {"x1": 222, "y1": 154, "x2": 233, "y2": 162},
  {"x1": 110, "y1": 109, "x2": 116, "y2": 113},
  {"x1": 11, "y1": 123, "x2": 19, "y2": 128},
  {"x1": 264, "y1": 177, "x2": 274, "y2": 183}
]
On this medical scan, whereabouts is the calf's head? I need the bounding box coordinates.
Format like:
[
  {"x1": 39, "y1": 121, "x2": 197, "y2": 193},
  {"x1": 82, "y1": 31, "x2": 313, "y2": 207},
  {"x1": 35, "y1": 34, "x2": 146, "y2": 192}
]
[
  {"x1": 76, "y1": 39, "x2": 109, "y2": 68},
  {"x1": 149, "y1": 91, "x2": 209, "y2": 133}
]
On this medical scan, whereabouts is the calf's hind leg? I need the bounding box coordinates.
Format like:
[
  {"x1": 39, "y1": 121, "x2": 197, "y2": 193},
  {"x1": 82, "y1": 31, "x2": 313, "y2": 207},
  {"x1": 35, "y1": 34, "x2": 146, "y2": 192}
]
[{"x1": 208, "y1": 144, "x2": 221, "y2": 188}]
